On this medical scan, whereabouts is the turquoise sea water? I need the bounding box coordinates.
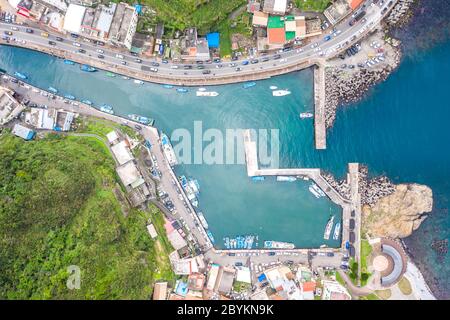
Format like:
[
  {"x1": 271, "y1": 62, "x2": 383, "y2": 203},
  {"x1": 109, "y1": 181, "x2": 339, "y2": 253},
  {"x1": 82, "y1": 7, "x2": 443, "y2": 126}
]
[{"x1": 0, "y1": 38, "x2": 449, "y2": 296}]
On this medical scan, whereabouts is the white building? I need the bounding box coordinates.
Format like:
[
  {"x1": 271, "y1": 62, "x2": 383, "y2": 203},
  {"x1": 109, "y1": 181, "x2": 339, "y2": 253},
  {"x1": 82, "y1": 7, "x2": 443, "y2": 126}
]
[
  {"x1": 108, "y1": 2, "x2": 138, "y2": 50},
  {"x1": 111, "y1": 140, "x2": 134, "y2": 165},
  {"x1": 63, "y1": 4, "x2": 86, "y2": 34},
  {"x1": 0, "y1": 86, "x2": 24, "y2": 125}
]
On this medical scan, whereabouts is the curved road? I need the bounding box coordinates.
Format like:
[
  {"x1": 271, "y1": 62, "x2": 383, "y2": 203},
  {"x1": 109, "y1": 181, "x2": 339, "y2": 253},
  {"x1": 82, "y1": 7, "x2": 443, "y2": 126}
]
[{"x1": 0, "y1": 0, "x2": 397, "y2": 85}]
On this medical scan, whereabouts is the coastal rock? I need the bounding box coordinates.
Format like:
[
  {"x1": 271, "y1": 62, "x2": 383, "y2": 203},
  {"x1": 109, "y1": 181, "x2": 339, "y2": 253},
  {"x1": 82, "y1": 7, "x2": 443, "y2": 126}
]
[{"x1": 362, "y1": 183, "x2": 433, "y2": 239}]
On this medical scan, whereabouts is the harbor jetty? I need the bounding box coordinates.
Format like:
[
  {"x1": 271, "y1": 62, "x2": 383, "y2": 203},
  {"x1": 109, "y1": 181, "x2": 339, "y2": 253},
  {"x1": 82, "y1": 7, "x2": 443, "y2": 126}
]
[
  {"x1": 314, "y1": 64, "x2": 327, "y2": 150},
  {"x1": 242, "y1": 130, "x2": 362, "y2": 257}
]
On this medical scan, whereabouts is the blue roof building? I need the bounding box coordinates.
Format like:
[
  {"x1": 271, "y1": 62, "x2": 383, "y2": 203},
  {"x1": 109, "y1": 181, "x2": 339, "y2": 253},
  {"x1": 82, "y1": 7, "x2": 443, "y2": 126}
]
[
  {"x1": 12, "y1": 124, "x2": 35, "y2": 140},
  {"x1": 206, "y1": 32, "x2": 220, "y2": 48}
]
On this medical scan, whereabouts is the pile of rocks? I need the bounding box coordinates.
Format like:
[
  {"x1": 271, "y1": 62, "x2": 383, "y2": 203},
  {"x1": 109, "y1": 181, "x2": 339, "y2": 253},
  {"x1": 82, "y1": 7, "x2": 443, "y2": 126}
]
[
  {"x1": 386, "y1": 0, "x2": 416, "y2": 27},
  {"x1": 324, "y1": 46, "x2": 402, "y2": 128},
  {"x1": 322, "y1": 172, "x2": 351, "y2": 200},
  {"x1": 358, "y1": 165, "x2": 396, "y2": 206}
]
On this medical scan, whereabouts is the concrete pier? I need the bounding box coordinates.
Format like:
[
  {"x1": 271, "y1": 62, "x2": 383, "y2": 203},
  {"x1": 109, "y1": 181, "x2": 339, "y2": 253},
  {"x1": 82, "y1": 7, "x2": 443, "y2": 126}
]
[
  {"x1": 348, "y1": 163, "x2": 362, "y2": 281},
  {"x1": 314, "y1": 64, "x2": 327, "y2": 150},
  {"x1": 243, "y1": 129, "x2": 351, "y2": 209}
]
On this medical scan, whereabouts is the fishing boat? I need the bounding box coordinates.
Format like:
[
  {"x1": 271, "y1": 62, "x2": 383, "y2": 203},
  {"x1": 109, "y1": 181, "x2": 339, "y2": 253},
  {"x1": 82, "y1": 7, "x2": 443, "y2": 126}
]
[
  {"x1": 64, "y1": 94, "x2": 75, "y2": 100},
  {"x1": 128, "y1": 114, "x2": 154, "y2": 126},
  {"x1": 207, "y1": 230, "x2": 215, "y2": 244},
  {"x1": 198, "y1": 87, "x2": 207, "y2": 92},
  {"x1": 273, "y1": 89, "x2": 291, "y2": 97},
  {"x1": 309, "y1": 185, "x2": 322, "y2": 198},
  {"x1": 81, "y1": 99, "x2": 93, "y2": 106},
  {"x1": 63, "y1": 60, "x2": 75, "y2": 65},
  {"x1": 80, "y1": 65, "x2": 97, "y2": 72},
  {"x1": 14, "y1": 72, "x2": 27, "y2": 80},
  {"x1": 311, "y1": 183, "x2": 326, "y2": 197},
  {"x1": 106, "y1": 72, "x2": 116, "y2": 77},
  {"x1": 276, "y1": 176, "x2": 296, "y2": 182},
  {"x1": 122, "y1": 76, "x2": 130, "y2": 80},
  {"x1": 264, "y1": 241, "x2": 295, "y2": 249},
  {"x1": 269, "y1": 85, "x2": 278, "y2": 90},
  {"x1": 134, "y1": 79, "x2": 144, "y2": 85},
  {"x1": 196, "y1": 91, "x2": 219, "y2": 97},
  {"x1": 243, "y1": 81, "x2": 256, "y2": 89},
  {"x1": 179, "y1": 175, "x2": 199, "y2": 208},
  {"x1": 163, "y1": 84, "x2": 173, "y2": 89},
  {"x1": 176, "y1": 88, "x2": 188, "y2": 93},
  {"x1": 252, "y1": 176, "x2": 265, "y2": 182},
  {"x1": 48, "y1": 87, "x2": 58, "y2": 94},
  {"x1": 224, "y1": 237, "x2": 230, "y2": 249},
  {"x1": 197, "y1": 212, "x2": 209, "y2": 229},
  {"x1": 300, "y1": 112, "x2": 314, "y2": 119},
  {"x1": 100, "y1": 104, "x2": 114, "y2": 114},
  {"x1": 323, "y1": 216, "x2": 335, "y2": 240},
  {"x1": 333, "y1": 222, "x2": 341, "y2": 240},
  {"x1": 161, "y1": 132, "x2": 178, "y2": 166}
]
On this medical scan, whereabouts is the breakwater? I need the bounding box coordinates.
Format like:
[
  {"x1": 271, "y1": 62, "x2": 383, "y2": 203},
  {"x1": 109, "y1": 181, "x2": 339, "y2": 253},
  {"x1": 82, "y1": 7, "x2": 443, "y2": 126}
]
[{"x1": 324, "y1": 46, "x2": 402, "y2": 128}]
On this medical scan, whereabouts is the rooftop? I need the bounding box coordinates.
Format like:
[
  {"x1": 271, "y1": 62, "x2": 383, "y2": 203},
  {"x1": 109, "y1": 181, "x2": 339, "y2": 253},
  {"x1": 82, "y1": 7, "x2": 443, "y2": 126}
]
[
  {"x1": 111, "y1": 140, "x2": 134, "y2": 165},
  {"x1": 116, "y1": 161, "x2": 141, "y2": 186}
]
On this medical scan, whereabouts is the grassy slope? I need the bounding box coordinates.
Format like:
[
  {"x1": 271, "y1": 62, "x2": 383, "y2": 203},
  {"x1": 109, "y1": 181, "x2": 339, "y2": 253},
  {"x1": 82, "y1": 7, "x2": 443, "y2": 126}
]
[
  {"x1": 295, "y1": 0, "x2": 331, "y2": 12},
  {"x1": 0, "y1": 131, "x2": 174, "y2": 299}
]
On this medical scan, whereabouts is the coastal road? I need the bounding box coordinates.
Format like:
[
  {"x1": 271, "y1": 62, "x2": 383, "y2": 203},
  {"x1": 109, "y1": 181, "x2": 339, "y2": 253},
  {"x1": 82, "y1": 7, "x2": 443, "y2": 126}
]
[{"x1": 0, "y1": 0, "x2": 398, "y2": 84}]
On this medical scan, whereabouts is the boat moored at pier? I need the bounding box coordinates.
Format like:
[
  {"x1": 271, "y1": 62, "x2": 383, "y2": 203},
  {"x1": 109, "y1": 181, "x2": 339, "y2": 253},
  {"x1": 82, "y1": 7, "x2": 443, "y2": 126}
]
[
  {"x1": 300, "y1": 112, "x2": 314, "y2": 119},
  {"x1": 243, "y1": 81, "x2": 256, "y2": 89},
  {"x1": 272, "y1": 89, "x2": 291, "y2": 97},
  {"x1": 80, "y1": 65, "x2": 97, "y2": 72},
  {"x1": 264, "y1": 240, "x2": 295, "y2": 249},
  {"x1": 63, "y1": 60, "x2": 75, "y2": 65},
  {"x1": 100, "y1": 104, "x2": 114, "y2": 114},
  {"x1": 14, "y1": 72, "x2": 27, "y2": 80},
  {"x1": 276, "y1": 176, "x2": 297, "y2": 182},
  {"x1": 323, "y1": 216, "x2": 335, "y2": 240},
  {"x1": 197, "y1": 212, "x2": 208, "y2": 229},
  {"x1": 160, "y1": 132, "x2": 178, "y2": 166},
  {"x1": 128, "y1": 114, "x2": 154, "y2": 126},
  {"x1": 196, "y1": 90, "x2": 219, "y2": 97},
  {"x1": 333, "y1": 222, "x2": 341, "y2": 240}
]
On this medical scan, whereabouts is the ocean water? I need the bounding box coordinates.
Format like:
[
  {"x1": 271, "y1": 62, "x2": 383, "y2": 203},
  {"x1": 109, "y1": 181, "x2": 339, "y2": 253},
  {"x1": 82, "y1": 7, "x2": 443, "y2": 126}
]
[{"x1": 1, "y1": 17, "x2": 449, "y2": 297}]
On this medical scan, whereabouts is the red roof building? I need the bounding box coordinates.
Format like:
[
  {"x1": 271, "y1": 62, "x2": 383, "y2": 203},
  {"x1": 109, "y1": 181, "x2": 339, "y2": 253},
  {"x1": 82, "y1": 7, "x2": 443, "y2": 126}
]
[
  {"x1": 267, "y1": 28, "x2": 286, "y2": 45},
  {"x1": 349, "y1": 0, "x2": 364, "y2": 10}
]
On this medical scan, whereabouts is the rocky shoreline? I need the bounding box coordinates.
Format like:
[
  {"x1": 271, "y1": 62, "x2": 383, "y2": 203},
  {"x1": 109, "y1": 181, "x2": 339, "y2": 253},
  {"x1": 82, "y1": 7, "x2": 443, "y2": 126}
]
[
  {"x1": 386, "y1": 0, "x2": 417, "y2": 28},
  {"x1": 323, "y1": 0, "x2": 418, "y2": 129}
]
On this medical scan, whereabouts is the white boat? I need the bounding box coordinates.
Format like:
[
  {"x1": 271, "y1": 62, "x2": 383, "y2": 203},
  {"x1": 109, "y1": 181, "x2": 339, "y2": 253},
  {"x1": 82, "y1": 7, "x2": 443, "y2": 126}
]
[
  {"x1": 134, "y1": 79, "x2": 144, "y2": 85},
  {"x1": 122, "y1": 76, "x2": 130, "y2": 80},
  {"x1": 311, "y1": 183, "x2": 326, "y2": 197},
  {"x1": 333, "y1": 222, "x2": 341, "y2": 240},
  {"x1": 324, "y1": 216, "x2": 335, "y2": 240},
  {"x1": 276, "y1": 176, "x2": 297, "y2": 182},
  {"x1": 160, "y1": 132, "x2": 178, "y2": 166},
  {"x1": 264, "y1": 241, "x2": 295, "y2": 249},
  {"x1": 198, "y1": 87, "x2": 207, "y2": 92},
  {"x1": 300, "y1": 112, "x2": 314, "y2": 119},
  {"x1": 269, "y1": 85, "x2": 278, "y2": 90},
  {"x1": 196, "y1": 91, "x2": 219, "y2": 97},
  {"x1": 197, "y1": 212, "x2": 208, "y2": 229},
  {"x1": 272, "y1": 89, "x2": 291, "y2": 97},
  {"x1": 309, "y1": 185, "x2": 321, "y2": 198}
]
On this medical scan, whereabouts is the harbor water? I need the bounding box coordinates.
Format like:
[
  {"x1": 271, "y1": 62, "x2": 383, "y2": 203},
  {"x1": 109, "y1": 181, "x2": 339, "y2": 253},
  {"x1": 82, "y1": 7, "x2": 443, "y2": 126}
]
[{"x1": 1, "y1": 17, "x2": 450, "y2": 296}]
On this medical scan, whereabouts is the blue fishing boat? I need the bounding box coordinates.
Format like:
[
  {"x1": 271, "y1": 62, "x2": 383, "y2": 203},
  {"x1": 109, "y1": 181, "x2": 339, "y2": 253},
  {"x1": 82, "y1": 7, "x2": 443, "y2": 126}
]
[
  {"x1": 243, "y1": 81, "x2": 256, "y2": 89},
  {"x1": 63, "y1": 60, "x2": 75, "y2": 65},
  {"x1": 162, "y1": 84, "x2": 174, "y2": 89},
  {"x1": 100, "y1": 104, "x2": 114, "y2": 114},
  {"x1": 128, "y1": 114, "x2": 154, "y2": 126},
  {"x1": 207, "y1": 231, "x2": 215, "y2": 244},
  {"x1": 252, "y1": 176, "x2": 265, "y2": 182},
  {"x1": 64, "y1": 94, "x2": 75, "y2": 100},
  {"x1": 80, "y1": 65, "x2": 97, "y2": 72},
  {"x1": 81, "y1": 99, "x2": 93, "y2": 106},
  {"x1": 176, "y1": 88, "x2": 188, "y2": 93},
  {"x1": 14, "y1": 72, "x2": 27, "y2": 80},
  {"x1": 48, "y1": 87, "x2": 58, "y2": 94}
]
